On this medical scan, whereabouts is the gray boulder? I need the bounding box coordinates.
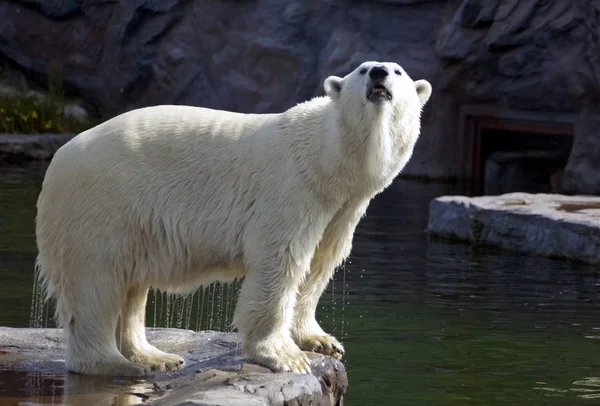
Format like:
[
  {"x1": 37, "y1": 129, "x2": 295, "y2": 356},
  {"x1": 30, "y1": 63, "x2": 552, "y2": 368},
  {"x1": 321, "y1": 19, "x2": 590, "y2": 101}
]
[
  {"x1": 428, "y1": 193, "x2": 600, "y2": 263},
  {"x1": 0, "y1": 327, "x2": 347, "y2": 406}
]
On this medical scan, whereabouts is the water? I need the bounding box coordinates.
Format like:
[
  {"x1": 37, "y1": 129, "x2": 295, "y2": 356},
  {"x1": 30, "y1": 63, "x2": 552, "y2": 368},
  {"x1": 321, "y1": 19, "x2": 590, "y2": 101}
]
[
  {"x1": 1, "y1": 162, "x2": 600, "y2": 405},
  {"x1": 141, "y1": 281, "x2": 241, "y2": 333}
]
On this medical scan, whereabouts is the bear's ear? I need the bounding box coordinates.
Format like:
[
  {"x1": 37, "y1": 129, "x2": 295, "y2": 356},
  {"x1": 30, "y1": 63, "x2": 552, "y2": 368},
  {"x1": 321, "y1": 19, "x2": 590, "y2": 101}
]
[
  {"x1": 415, "y1": 79, "x2": 432, "y2": 106},
  {"x1": 324, "y1": 76, "x2": 343, "y2": 100}
]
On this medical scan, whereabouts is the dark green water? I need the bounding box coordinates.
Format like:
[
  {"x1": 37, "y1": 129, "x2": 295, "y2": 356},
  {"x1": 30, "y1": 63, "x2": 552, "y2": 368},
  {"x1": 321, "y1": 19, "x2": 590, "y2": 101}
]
[{"x1": 1, "y1": 163, "x2": 600, "y2": 405}]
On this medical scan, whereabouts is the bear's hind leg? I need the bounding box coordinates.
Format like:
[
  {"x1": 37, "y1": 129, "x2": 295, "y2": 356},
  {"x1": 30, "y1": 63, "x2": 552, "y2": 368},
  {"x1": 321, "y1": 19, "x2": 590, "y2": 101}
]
[
  {"x1": 233, "y1": 253, "x2": 311, "y2": 374},
  {"x1": 116, "y1": 286, "x2": 185, "y2": 371},
  {"x1": 65, "y1": 281, "x2": 153, "y2": 377}
]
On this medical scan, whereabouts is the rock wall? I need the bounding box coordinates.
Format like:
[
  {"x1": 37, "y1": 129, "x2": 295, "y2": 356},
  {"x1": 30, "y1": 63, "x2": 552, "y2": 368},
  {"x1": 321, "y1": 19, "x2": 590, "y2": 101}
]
[{"x1": 1, "y1": 0, "x2": 599, "y2": 192}]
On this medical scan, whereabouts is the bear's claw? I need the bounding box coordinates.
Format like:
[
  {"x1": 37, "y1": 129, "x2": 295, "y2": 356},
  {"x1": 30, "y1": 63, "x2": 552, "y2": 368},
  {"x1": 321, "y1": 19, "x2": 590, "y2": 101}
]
[
  {"x1": 125, "y1": 349, "x2": 185, "y2": 372},
  {"x1": 297, "y1": 334, "x2": 345, "y2": 359}
]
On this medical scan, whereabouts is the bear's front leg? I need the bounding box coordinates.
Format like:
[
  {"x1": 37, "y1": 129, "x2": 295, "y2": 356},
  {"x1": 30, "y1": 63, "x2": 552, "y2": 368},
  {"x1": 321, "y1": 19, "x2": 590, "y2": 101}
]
[
  {"x1": 290, "y1": 199, "x2": 369, "y2": 359},
  {"x1": 233, "y1": 252, "x2": 311, "y2": 374},
  {"x1": 291, "y1": 262, "x2": 345, "y2": 360}
]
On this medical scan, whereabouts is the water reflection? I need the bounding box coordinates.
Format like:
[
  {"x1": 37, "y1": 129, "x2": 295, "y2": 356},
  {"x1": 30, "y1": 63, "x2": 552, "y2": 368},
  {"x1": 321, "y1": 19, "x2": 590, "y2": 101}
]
[{"x1": 0, "y1": 368, "x2": 154, "y2": 405}]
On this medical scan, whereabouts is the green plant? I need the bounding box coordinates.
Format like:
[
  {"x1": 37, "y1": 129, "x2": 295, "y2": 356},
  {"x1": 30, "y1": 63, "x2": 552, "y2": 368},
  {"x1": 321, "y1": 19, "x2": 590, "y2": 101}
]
[{"x1": 0, "y1": 62, "x2": 97, "y2": 134}]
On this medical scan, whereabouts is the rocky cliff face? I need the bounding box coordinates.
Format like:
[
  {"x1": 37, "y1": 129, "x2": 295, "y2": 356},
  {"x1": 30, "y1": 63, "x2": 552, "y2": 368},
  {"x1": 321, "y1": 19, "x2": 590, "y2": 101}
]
[
  {"x1": 0, "y1": 0, "x2": 442, "y2": 114},
  {"x1": 1, "y1": 0, "x2": 599, "y2": 193},
  {"x1": 436, "y1": 0, "x2": 589, "y2": 111}
]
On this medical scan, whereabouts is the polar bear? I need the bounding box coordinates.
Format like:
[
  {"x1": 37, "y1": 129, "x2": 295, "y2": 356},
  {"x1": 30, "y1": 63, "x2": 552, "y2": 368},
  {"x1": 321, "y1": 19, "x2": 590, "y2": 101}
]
[{"x1": 35, "y1": 61, "x2": 431, "y2": 376}]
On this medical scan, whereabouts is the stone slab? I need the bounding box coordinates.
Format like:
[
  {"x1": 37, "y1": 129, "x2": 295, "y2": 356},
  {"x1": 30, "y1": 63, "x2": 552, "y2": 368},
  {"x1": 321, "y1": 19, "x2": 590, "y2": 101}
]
[
  {"x1": 0, "y1": 327, "x2": 347, "y2": 406},
  {"x1": 0, "y1": 133, "x2": 75, "y2": 161},
  {"x1": 428, "y1": 193, "x2": 600, "y2": 263}
]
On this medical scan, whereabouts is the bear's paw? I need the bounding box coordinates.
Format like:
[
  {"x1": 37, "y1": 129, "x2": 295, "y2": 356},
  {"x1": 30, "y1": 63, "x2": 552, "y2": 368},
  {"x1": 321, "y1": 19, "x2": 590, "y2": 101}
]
[
  {"x1": 126, "y1": 350, "x2": 185, "y2": 372},
  {"x1": 296, "y1": 334, "x2": 345, "y2": 359},
  {"x1": 244, "y1": 335, "x2": 312, "y2": 374}
]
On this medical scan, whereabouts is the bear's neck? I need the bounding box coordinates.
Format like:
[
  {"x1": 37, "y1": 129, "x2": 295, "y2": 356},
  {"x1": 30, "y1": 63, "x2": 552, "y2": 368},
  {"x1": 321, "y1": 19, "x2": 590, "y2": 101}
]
[
  {"x1": 285, "y1": 98, "x2": 418, "y2": 207},
  {"x1": 333, "y1": 105, "x2": 413, "y2": 198}
]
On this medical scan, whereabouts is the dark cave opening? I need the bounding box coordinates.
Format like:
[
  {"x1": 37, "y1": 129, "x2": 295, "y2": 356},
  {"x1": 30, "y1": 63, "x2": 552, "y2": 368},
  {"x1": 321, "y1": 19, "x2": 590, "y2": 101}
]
[{"x1": 474, "y1": 125, "x2": 573, "y2": 196}]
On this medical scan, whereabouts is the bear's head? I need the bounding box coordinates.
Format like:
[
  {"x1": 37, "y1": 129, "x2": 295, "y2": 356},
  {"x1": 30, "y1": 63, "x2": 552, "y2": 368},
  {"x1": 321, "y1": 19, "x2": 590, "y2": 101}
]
[{"x1": 323, "y1": 61, "x2": 432, "y2": 121}]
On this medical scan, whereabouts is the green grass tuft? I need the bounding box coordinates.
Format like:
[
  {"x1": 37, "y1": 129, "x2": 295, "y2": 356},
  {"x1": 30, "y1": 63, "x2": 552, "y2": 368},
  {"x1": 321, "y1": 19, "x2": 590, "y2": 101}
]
[{"x1": 0, "y1": 62, "x2": 98, "y2": 134}]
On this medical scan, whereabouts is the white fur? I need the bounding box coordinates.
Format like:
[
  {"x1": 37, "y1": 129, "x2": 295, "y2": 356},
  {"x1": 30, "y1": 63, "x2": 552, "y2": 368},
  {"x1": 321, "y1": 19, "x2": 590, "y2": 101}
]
[{"x1": 35, "y1": 61, "x2": 432, "y2": 376}]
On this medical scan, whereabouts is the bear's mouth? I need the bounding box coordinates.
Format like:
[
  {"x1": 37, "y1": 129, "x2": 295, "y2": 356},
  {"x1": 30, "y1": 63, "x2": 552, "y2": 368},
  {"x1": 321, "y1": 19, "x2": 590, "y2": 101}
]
[{"x1": 367, "y1": 84, "x2": 393, "y2": 104}]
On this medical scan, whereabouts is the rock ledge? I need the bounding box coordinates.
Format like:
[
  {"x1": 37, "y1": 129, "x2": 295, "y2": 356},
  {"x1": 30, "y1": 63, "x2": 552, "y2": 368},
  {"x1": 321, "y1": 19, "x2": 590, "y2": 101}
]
[
  {"x1": 0, "y1": 133, "x2": 75, "y2": 162},
  {"x1": 428, "y1": 193, "x2": 600, "y2": 263},
  {"x1": 0, "y1": 327, "x2": 347, "y2": 406}
]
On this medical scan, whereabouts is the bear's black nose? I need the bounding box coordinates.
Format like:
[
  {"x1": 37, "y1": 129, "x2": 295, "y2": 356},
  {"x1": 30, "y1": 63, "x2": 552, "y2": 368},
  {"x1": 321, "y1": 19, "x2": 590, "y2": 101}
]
[{"x1": 369, "y1": 66, "x2": 388, "y2": 80}]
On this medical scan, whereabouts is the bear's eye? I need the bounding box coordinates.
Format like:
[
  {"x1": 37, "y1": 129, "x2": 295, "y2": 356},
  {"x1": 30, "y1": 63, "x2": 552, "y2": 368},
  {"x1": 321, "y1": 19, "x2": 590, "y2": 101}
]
[
  {"x1": 359, "y1": 68, "x2": 368, "y2": 75},
  {"x1": 394, "y1": 69, "x2": 402, "y2": 75}
]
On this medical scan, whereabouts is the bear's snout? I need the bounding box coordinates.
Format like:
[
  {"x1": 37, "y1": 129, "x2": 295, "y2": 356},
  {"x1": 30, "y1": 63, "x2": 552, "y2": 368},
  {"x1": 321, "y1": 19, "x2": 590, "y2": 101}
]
[
  {"x1": 366, "y1": 65, "x2": 392, "y2": 104},
  {"x1": 369, "y1": 65, "x2": 388, "y2": 81}
]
